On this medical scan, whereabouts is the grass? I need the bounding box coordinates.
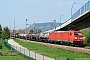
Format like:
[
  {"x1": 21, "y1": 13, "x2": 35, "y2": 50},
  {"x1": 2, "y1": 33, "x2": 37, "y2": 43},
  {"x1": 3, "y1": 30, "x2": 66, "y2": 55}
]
[
  {"x1": 14, "y1": 38, "x2": 90, "y2": 59},
  {"x1": 0, "y1": 42, "x2": 9, "y2": 52},
  {"x1": 0, "y1": 56, "x2": 28, "y2": 60},
  {"x1": 0, "y1": 39, "x2": 35, "y2": 60}
]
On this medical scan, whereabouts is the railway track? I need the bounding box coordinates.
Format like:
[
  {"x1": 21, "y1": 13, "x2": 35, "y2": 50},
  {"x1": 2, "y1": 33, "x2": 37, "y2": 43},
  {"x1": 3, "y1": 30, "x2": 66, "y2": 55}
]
[{"x1": 16, "y1": 38, "x2": 90, "y2": 54}]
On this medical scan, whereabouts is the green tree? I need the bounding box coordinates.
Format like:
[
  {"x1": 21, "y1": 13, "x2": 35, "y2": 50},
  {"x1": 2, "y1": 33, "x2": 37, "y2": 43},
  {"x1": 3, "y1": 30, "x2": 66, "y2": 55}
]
[
  {"x1": 0, "y1": 24, "x2": 2, "y2": 38},
  {"x1": 1, "y1": 27, "x2": 10, "y2": 39},
  {"x1": 82, "y1": 28, "x2": 90, "y2": 45},
  {"x1": 38, "y1": 29, "x2": 42, "y2": 33},
  {"x1": 30, "y1": 30, "x2": 34, "y2": 33}
]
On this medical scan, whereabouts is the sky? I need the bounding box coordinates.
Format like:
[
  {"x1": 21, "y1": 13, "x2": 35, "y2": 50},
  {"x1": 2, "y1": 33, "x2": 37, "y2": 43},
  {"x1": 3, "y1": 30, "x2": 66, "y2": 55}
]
[{"x1": 0, "y1": 0, "x2": 89, "y2": 30}]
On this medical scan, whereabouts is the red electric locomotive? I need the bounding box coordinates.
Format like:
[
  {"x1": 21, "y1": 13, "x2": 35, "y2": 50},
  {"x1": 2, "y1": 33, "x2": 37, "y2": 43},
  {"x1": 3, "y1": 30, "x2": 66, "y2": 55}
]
[{"x1": 48, "y1": 30, "x2": 83, "y2": 46}]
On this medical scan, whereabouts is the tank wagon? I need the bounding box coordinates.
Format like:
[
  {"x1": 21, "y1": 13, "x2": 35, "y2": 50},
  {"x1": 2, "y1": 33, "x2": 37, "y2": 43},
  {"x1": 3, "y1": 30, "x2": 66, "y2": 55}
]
[
  {"x1": 29, "y1": 34, "x2": 39, "y2": 41},
  {"x1": 39, "y1": 32, "x2": 49, "y2": 42}
]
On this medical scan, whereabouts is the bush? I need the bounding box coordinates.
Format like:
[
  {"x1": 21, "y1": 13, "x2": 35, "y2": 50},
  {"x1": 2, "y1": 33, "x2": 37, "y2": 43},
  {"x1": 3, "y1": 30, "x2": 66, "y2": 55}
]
[
  {"x1": 82, "y1": 28, "x2": 90, "y2": 45},
  {"x1": 1, "y1": 27, "x2": 10, "y2": 39},
  {"x1": 0, "y1": 45, "x2": 2, "y2": 49}
]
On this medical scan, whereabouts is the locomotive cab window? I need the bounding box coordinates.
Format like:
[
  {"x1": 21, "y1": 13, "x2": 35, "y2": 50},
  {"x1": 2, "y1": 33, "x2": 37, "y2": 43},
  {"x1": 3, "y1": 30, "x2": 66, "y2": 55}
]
[
  {"x1": 70, "y1": 33, "x2": 72, "y2": 36},
  {"x1": 74, "y1": 32, "x2": 82, "y2": 36}
]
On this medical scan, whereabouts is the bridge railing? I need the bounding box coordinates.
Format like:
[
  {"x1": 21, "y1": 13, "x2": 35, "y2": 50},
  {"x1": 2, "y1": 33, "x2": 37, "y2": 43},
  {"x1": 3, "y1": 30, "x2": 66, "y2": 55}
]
[{"x1": 71, "y1": 0, "x2": 90, "y2": 20}]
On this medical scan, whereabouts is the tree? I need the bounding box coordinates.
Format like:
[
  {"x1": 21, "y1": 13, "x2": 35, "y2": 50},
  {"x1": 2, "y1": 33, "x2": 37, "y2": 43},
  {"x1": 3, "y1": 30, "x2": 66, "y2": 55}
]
[
  {"x1": 1, "y1": 27, "x2": 10, "y2": 39},
  {"x1": 38, "y1": 29, "x2": 42, "y2": 33},
  {"x1": 82, "y1": 28, "x2": 90, "y2": 45},
  {"x1": 30, "y1": 30, "x2": 34, "y2": 34},
  {"x1": 0, "y1": 24, "x2": 2, "y2": 38}
]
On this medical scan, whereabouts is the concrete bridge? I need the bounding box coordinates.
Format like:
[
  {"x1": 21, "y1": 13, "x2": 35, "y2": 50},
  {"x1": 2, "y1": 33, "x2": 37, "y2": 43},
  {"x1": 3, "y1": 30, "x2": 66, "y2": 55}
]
[{"x1": 47, "y1": 0, "x2": 90, "y2": 32}]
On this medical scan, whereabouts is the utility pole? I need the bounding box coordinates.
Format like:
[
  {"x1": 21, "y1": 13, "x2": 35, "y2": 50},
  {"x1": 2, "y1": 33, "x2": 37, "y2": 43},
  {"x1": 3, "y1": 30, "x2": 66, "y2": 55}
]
[
  {"x1": 54, "y1": 20, "x2": 56, "y2": 31},
  {"x1": 34, "y1": 21, "x2": 36, "y2": 34},
  {"x1": 26, "y1": 19, "x2": 28, "y2": 41},
  {"x1": 71, "y1": 2, "x2": 76, "y2": 20},
  {"x1": 14, "y1": 20, "x2": 16, "y2": 38},
  {"x1": 60, "y1": 15, "x2": 64, "y2": 28},
  {"x1": 25, "y1": 19, "x2": 30, "y2": 41}
]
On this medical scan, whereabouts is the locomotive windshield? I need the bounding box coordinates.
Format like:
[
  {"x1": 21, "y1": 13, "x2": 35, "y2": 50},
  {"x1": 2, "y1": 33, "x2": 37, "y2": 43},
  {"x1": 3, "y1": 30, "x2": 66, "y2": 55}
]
[{"x1": 74, "y1": 32, "x2": 82, "y2": 36}]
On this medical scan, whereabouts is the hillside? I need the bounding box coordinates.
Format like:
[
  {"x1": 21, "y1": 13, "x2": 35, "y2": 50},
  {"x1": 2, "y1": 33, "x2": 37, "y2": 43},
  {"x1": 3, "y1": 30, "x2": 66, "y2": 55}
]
[{"x1": 26, "y1": 22, "x2": 61, "y2": 32}]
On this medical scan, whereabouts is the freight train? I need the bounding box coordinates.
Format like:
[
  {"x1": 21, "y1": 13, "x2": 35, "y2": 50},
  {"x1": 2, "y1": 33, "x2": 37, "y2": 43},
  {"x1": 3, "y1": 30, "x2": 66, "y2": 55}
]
[{"x1": 13, "y1": 30, "x2": 84, "y2": 46}]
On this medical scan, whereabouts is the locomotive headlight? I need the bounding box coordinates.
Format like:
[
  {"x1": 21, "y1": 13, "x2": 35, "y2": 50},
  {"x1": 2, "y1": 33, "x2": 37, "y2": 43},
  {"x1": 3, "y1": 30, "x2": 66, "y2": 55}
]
[
  {"x1": 75, "y1": 37, "x2": 77, "y2": 39},
  {"x1": 80, "y1": 38, "x2": 83, "y2": 39}
]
